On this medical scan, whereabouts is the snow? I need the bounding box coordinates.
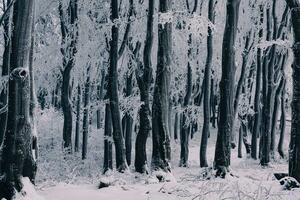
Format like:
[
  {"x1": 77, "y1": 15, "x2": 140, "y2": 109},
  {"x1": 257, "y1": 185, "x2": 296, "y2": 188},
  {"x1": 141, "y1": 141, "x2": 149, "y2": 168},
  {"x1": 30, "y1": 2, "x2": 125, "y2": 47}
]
[{"x1": 18, "y1": 109, "x2": 300, "y2": 200}]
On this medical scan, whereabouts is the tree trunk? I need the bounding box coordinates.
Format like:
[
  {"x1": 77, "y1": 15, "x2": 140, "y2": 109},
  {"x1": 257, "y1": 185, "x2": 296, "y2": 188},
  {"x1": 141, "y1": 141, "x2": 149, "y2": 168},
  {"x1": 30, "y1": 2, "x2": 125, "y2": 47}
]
[
  {"x1": 151, "y1": 0, "x2": 172, "y2": 172},
  {"x1": 251, "y1": 5, "x2": 264, "y2": 160},
  {"x1": 103, "y1": 103, "x2": 113, "y2": 173},
  {"x1": 134, "y1": 0, "x2": 154, "y2": 174},
  {"x1": 82, "y1": 66, "x2": 91, "y2": 160},
  {"x1": 278, "y1": 80, "x2": 286, "y2": 159},
  {"x1": 286, "y1": 2, "x2": 300, "y2": 182},
  {"x1": 214, "y1": 0, "x2": 240, "y2": 177},
  {"x1": 0, "y1": 0, "x2": 37, "y2": 198},
  {"x1": 108, "y1": 0, "x2": 128, "y2": 172},
  {"x1": 180, "y1": 63, "x2": 192, "y2": 167},
  {"x1": 200, "y1": 0, "x2": 215, "y2": 168},
  {"x1": 96, "y1": 69, "x2": 105, "y2": 129},
  {"x1": 75, "y1": 85, "x2": 81, "y2": 152},
  {"x1": 260, "y1": 6, "x2": 276, "y2": 165},
  {"x1": 123, "y1": 72, "x2": 133, "y2": 165},
  {"x1": 59, "y1": 0, "x2": 78, "y2": 152}
]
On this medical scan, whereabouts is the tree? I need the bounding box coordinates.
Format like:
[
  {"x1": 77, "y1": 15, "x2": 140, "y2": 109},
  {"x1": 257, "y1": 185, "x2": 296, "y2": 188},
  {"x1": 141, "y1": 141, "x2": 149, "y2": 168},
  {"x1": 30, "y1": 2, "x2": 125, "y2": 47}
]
[
  {"x1": 134, "y1": 0, "x2": 153, "y2": 173},
  {"x1": 0, "y1": 0, "x2": 37, "y2": 198},
  {"x1": 200, "y1": 0, "x2": 216, "y2": 168},
  {"x1": 151, "y1": 0, "x2": 172, "y2": 172},
  {"x1": 251, "y1": 4, "x2": 264, "y2": 159},
  {"x1": 214, "y1": 0, "x2": 240, "y2": 177},
  {"x1": 59, "y1": 0, "x2": 79, "y2": 151},
  {"x1": 285, "y1": 0, "x2": 300, "y2": 183},
  {"x1": 108, "y1": 0, "x2": 128, "y2": 172}
]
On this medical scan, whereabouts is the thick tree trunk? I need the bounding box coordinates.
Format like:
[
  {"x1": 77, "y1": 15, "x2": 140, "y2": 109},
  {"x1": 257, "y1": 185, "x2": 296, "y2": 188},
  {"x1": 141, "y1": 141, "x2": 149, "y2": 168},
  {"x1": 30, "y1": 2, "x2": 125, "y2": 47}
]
[
  {"x1": 286, "y1": 3, "x2": 300, "y2": 182},
  {"x1": 59, "y1": 0, "x2": 78, "y2": 152},
  {"x1": 134, "y1": 0, "x2": 154, "y2": 174},
  {"x1": 151, "y1": 0, "x2": 172, "y2": 172},
  {"x1": 214, "y1": 0, "x2": 240, "y2": 177},
  {"x1": 260, "y1": 3, "x2": 276, "y2": 166},
  {"x1": 109, "y1": 0, "x2": 128, "y2": 172},
  {"x1": 0, "y1": 0, "x2": 37, "y2": 198},
  {"x1": 200, "y1": 0, "x2": 215, "y2": 168}
]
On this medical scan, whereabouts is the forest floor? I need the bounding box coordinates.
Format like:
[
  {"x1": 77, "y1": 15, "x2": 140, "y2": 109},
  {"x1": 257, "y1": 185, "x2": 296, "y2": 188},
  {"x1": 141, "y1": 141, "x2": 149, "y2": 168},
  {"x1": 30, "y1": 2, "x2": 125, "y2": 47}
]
[{"x1": 19, "y1": 108, "x2": 300, "y2": 200}]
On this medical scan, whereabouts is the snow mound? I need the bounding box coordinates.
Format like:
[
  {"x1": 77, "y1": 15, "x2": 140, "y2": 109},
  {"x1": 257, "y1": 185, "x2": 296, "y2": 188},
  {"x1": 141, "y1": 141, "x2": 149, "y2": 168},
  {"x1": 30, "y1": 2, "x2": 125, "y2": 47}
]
[{"x1": 15, "y1": 178, "x2": 44, "y2": 200}]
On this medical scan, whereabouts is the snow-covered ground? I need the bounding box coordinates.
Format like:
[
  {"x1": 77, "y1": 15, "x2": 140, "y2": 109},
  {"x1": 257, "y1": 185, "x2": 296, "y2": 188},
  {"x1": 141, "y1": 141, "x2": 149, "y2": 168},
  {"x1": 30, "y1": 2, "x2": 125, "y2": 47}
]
[{"x1": 24, "y1": 109, "x2": 300, "y2": 200}]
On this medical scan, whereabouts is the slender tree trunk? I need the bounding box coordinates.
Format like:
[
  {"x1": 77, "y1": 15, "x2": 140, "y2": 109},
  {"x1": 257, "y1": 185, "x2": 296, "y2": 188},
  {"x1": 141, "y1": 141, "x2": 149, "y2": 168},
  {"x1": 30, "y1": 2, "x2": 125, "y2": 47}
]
[
  {"x1": 278, "y1": 80, "x2": 286, "y2": 159},
  {"x1": 214, "y1": 0, "x2": 240, "y2": 177},
  {"x1": 109, "y1": 0, "x2": 128, "y2": 172},
  {"x1": 82, "y1": 66, "x2": 91, "y2": 160},
  {"x1": 103, "y1": 103, "x2": 113, "y2": 173},
  {"x1": 59, "y1": 0, "x2": 78, "y2": 152},
  {"x1": 252, "y1": 5, "x2": 264, "y2": 160},
  {"x1": 210, "y1": 77, "x2": 216, "y2": 128},
  {"x1": 96, "y1": 69, "x2": 105, "y2": 129},
  {"x1": 180, "y1": 63, "x2": 192, "y2": 167},
  {"x1": 151, "y1": 0, "x2": 172, "y2": 172},
  {"x1": 200, "y1": 0, "x2": 215, "y2": 168},
  {"x1": 0, "y1": 0, "x2": 37, "y2": 198},
  {"x1": 123, "y1": 72, "x2": 133, "y2": 165},
  {"x1": 75, "y1": 85, "x2": 81, "y2": 152}
]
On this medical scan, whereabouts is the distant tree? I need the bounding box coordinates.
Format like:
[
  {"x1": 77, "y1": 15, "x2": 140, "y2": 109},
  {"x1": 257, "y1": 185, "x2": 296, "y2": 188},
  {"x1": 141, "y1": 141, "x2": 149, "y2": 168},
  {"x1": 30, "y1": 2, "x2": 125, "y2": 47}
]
[
  {"x1": 0, "y1": 0, "x2": 37, "y2": 198},
  {"x1": 214, "y1": 0, "x2": 240, "y2": 177},
  {"x1": 152, "y1": 0, "x2": 172, "y2": 172}
]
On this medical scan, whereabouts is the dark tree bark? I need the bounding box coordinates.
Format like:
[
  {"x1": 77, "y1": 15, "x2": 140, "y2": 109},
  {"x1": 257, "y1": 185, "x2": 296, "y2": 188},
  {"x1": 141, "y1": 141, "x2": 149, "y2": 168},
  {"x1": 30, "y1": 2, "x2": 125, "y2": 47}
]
[
  {"x1": 151, "y1": 0, "x2": 172, "y2": 172},
  {"x1": 75, "y1": 85, "x2": 81, "y2": 152},
  {"x1": 180, "y1": 63, "x2": 192, "y2": 167},
  {"x1": 285, "y1": 0, "x2": 300, "y2": 182},
  {"x1": 0, "y1": 0, "x2": 13, "y2": 145},
  {"x1": 59, "y1": 0, "x2": 78, "y2": 151},
  {"x1": 214, "y1": 0, "x2": 240, "y2": 177},
  {"x1": 180, "y1": 0, "x2": 199, "y2": 167},
  {"x1": 134, "y1": 0, "x2": 154, "y2": 174},
  {"x1": 123, "y1": 72, "x2": 133, "y2": 165},
  {"x1": 251, "y1": 4, "x2": 264, "y2": 160},
  {"x1": 278, "y1": 80, "x2": 286, "y2": 158},
  {"x1": 0, "y1": 0, "x2": 37, "y2": 198},
  {"x1": 200, "y1": 0, "x2": 216, "y2": 168},
  {"x1": 103, "y1": 103, "x2": 113, "y2": 173},
  {"x1": 82, "y1": 65, "x2": 91, "y2": 160},
  {"x1": 108, "y1": 0, "x2": 128, "y2": 172}
]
